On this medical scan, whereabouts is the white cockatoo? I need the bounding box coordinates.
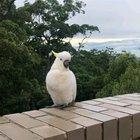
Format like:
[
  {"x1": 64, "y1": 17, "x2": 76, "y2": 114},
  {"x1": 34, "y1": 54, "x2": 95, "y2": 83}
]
[{"x1": 46, "y1": 51, "x2": 77, "y2": 107}]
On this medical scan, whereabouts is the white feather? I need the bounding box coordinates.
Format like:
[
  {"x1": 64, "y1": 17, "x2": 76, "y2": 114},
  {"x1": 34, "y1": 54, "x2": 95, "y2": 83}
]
[{"x1": 46, "y1": 51, "x2": 76, "y2": 105}]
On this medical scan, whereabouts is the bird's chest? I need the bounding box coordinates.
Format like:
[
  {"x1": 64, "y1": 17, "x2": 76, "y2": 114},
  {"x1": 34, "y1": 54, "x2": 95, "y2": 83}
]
[
  {"x1": 53, "y1": 72, "x2": 70, "y2": 85},
  {"x1": 47, "y1": 70, "x2": 72, "y2": 88}
]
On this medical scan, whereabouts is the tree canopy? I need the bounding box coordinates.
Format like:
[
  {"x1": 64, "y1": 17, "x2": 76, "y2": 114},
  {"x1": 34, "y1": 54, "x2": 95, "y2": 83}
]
[{"x1": 0, "y1": 0, "x2": 140, "y2": 115}]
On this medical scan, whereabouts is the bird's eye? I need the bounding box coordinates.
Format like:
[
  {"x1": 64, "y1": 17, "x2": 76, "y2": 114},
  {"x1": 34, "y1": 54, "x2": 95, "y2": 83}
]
[{"x1": 60, "y1": 58, "x2": 62, "y2": 61}]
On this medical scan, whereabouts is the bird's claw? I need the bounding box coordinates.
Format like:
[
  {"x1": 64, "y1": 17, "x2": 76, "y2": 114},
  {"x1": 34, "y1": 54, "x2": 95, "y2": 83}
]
[
  {"x1": 46, "y1": 101, "x2": 75, "y2": 109},
  {"x1": 45, "y1": 104, "x2": 68, "y2": 109},
  {"x1": 58, "y1": 104, "x2": 69, "y2": 109},
  {"x1": 45, "y1": 104, "x2": 60, "y2": 108},
  {"x1": 68, "y1": 100, "x2": 75, "y2": 106},
  {"x1": 59, "y1": 101, "x2": 75, "y2": 109}
]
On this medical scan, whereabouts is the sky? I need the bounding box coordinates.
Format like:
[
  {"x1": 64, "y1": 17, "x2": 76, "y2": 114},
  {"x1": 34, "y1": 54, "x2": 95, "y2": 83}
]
[
  {"x1": 68, "y1": 0, "x2": 140, "y2": 38},
  {"x1": 15, "y1": 0, "x2": 140, "y2": 38},
  {"x1": 15, "y1": 0, "x2": 140, "y2": 56}
]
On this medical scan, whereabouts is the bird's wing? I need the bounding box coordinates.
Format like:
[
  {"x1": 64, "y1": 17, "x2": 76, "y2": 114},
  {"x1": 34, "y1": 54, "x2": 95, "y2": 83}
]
[{"x1": 69, "y1": 71, "x2": 77, "y2": 101}]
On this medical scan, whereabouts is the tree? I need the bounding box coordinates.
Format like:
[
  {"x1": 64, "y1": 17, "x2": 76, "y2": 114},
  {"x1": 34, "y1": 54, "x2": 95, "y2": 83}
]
[
  {"x1": 0, "y1": 0, "x2": 99, "y2": 115},
  {"x1": 96, "y1": 53, "x2": 140, "y2": 98},
  {"x1": 112, "y1": 65, "x2": 140, "y2": 95},
  {"x1": 0, "y1": 19, "x2": 47, "y2": 115},
  {"x1": 1, "y1": 0, "x2": 139, "y2": 116},
  {"x1": 0, "y1": 0, "x2": 16, "y2": 21}
]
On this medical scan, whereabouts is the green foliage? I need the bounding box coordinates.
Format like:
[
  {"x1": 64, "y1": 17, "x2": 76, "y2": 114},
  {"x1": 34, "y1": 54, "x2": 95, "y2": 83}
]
[
  {"x1": 0, "y1": 0, "x2": 140, "y2": 115},
  {"x1": 0, "y1": 0, "x2": 99, "y2": 115},
  {"x1": 112, "y1": 65, "x2": 140, "y2": 95},
  {"x1": 0, "y1": 0, "x2": 16, "y2": 21},
  {"x1": 70, "y1": 49, "x2": 115, "y2": 100},
  {"x1": 96, "y1": 53, "x2": 140, "y2": 98},
  {"x1": 0, "y1": 19, "x2": 47, "y2": 115}
]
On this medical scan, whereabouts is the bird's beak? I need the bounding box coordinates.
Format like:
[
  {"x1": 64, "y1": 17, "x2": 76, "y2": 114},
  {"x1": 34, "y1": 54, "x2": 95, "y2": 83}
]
[
  {"x1": 63, "y1": 60, "x2": 70, "y2": 68},
  {"x1": 52, "y1": 51, "x2": 58, "y2": 57}
]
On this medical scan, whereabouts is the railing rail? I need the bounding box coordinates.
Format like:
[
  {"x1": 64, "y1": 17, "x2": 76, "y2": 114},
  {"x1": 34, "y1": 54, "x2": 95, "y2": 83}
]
[{"x1": 0, "y1": 93, "x2": 140, "y2": 140}]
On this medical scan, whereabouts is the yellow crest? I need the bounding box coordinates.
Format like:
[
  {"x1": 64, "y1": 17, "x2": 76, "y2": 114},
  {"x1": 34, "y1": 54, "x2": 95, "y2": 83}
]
[{"x1": 52, "y1": 51, "x2": 58, "y2": 57}]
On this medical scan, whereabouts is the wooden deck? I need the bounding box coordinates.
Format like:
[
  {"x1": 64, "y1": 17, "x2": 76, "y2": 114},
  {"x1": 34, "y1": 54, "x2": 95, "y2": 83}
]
[{"x1": 0, "y1": 93, "x2": 140, "y2": 140}]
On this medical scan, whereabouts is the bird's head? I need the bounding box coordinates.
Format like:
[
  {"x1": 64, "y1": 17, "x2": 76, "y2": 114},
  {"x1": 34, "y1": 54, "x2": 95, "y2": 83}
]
[{"x1": 51, "y1": 51, "x2": 71, "y2": 69}]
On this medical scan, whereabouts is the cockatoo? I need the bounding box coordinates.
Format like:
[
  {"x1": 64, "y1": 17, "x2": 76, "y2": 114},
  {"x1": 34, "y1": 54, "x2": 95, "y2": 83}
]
[{"x1": 46, "y1": 51, "x2": 77, "y2": 108}]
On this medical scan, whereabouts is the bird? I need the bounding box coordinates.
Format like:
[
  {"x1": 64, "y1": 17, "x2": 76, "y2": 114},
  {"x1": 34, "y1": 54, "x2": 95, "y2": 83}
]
[{"x1": 46, "y1": 51, "x2": 77, "y2": 108}]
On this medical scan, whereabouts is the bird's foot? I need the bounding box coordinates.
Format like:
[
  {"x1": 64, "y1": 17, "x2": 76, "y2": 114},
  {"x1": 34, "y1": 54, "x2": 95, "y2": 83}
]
[
  {"x1": 68, "y1": 100, "x2": 75, "y2": 107},
  {"x1": 45, "y1": 104, "x2": 62, "y2": 108},
  {"x1": 57, "y1": 104, "x2": 69, "y2": 109},
  {"x1": 46, "y1": 101, "x2": 75, "y2": 109},
  {"x1": 59, "y1": 101, "x2": 75, "y2": 109}
]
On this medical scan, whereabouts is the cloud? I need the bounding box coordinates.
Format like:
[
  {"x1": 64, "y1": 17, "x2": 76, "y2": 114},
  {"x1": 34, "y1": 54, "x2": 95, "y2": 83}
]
[
  {"x1": 14, "y1": 0, "x2": 140, "y2": 56},
  {"x1": 15, "y1": 0, "x2": 140, "y2": 39},
  {"x1": 15, "y1": 0, "x2": 35, "y2": 7},
  {"x1": 68, "y1": 0, "x2": 140, "y2": 38},
  {"x1": 82, "y1": 38, "x2": 140, "y2": 57}
]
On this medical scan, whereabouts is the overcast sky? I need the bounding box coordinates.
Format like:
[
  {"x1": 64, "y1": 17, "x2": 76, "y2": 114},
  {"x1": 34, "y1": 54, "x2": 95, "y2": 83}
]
[{"x1": 15, "y1": 0, "x2": 140, "y2": 38}]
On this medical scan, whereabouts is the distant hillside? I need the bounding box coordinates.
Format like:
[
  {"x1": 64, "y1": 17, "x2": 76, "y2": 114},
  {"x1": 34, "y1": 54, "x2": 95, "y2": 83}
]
[{"x1": 84, "y1": 38, "x2": 140, "y2": 57}]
